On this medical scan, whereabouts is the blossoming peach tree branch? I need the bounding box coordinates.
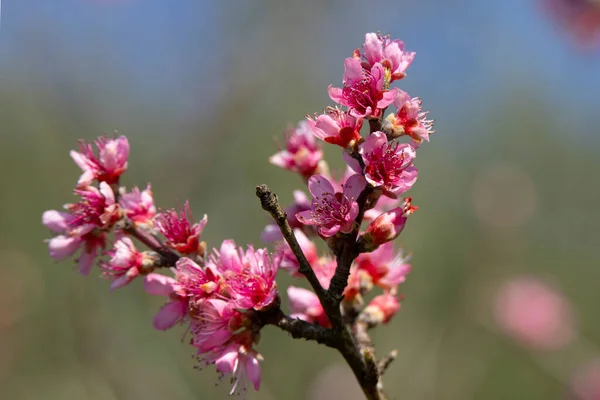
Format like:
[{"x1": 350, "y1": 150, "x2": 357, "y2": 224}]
[{"x1": 42, "y1": 33, "x2": 434, "y2": 400}]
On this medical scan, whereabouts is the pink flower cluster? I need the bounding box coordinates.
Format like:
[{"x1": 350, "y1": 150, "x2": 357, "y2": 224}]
[
  {"x1": 42, "y1": 134, "x2": 282, "y2": 396},
  {"x1": 42, "y1": 33, "x2": 434, "y2": 398},
  {"x1": 144, "y1": 240, "x2": 281, "y2": 394},
  {"x1": 266, "y1": 32, "x2": 433, "y2": 326}
]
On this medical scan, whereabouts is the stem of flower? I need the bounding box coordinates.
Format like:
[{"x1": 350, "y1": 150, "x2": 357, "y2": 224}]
[{"x1": 122, "y1": 219, "x2": 180, "y2": 266}]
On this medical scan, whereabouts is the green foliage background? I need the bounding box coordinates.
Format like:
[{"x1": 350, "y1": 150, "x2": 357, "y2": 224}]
[{"x1": 1, "y1": 1, "x2": 599, "y2": 399}]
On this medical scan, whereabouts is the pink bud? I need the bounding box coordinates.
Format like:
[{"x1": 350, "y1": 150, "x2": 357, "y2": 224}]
[
  {"x1": 362, "y1": 198, "x2": 416, "y2": 250},
  {"x1": 363, "y1": 294, "x2": 400, "y2": 324}
]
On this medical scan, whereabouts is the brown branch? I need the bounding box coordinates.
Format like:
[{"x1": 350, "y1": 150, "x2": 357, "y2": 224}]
[
  {"x1": 378, "y1": 350, "x2": 398, "y2": 375},
  {"x1": 257, "y1": 303, "x2": 337, "y2": 348},
  {"x1": 255, "y1": 185, "x2": 342, "y2": 323},
  {"x1": 256, "y1": 184, "x2": 387, "y2": 400}
]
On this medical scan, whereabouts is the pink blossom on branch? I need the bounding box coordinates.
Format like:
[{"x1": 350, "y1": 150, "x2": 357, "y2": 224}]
[
  {"x1": 358, "y1": 131, "x2": 418, "y2": 197},
  {"x1": 269, "y1": 121, "x2": 324, "y2": 179},
  {"x1": 119, "y1": 185, "x2": 156, "y2": 224},
  {"x1": 70, "y1": 135, "x2": 129, "y2": 188},
  {"x1": 354, "y1": 242, "x2": 411, "y2": 292},
  {"x1": 296, "y1": 174, "x2": 366, "y2": 237},
  {"x1": 361, "y1": 197, "x2": 416, "y2": 250},
  {"x1": 154, "y1": 201, "x2": 207, "y2": 255},
  {"x1": 101, "y1": 236, "x2": 144, "y2": 290},
  {"x1": 328, "y1": 58, "x2": 398, "y2": 118},
  {"x1": 42, "y1": 182, "x2": 117, "y2": 275},
  {"x1": 306, "y1": 107, "x2": 363, "y2": 148},
  {"x1": 362, "y1": 293, "x2": 400, "y2": 324},
  {"x1": 144, "y1": 273, "x2": 188, "y2": 330},
  {"x1": 383, "y1": 90, "x2": 434, "y2": 144},
  {"x1": 355, "y1": 32, "x2": 416, "y2": 82},
  {"x1": 261, "y1": 190, "x2": 313, "y2": 242},
  {"x1": 287, "y1": 286, "x2": 330, "y2": 327}
]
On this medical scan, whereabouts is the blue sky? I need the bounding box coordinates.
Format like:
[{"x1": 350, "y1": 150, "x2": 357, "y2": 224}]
[{"x1": 1, "y1": 0, "x2": 598, "y2": 140}]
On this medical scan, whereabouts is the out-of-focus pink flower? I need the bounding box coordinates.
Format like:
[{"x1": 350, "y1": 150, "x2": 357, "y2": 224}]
[
  {"x1": 355, "y1": 32, "x2": 415, "y2": 82},
  {"x1": 119, "y1": 185, "x2": 156, "y2": 224},
  {"x1": 494, "y1": 277, "x2": 576, "y2": 350},
  {"x1": 277, "y1": 229, "x2": 319, "y2": 275},
  {"x1": 383, "y1": 90, "x2": 434, "y2": 144},
  {"x1": 144, "y1": 273, "x2": 188, "y2": 330},
  {"x1": 328, "y1": 58, "x2": 398, "y2": 118},
  {"x1": 154, "y1": 201, "x2": 207, "y2": 254},
  {"x1": 306, "y1": 107, "x2": 363, "y2": 148},
  {"x1": 571, "y1": 360, "x2": 600, "y2": 400},
  {"x1": 287, "y1": 286, "x2": 329, "y2": 327},
  {"x1": 269, "y1": 121, "x2": 323, "y2": 179},
  {"x1": 203, "y1": 343, "x2": 262, "y2": 395},
  {"x1": 358, "y1": 131, "x2": 418, "y2": 197},
  {"x1": 297, "y1": 174, "x2": 366, "y2": 237},
  {"x1": 363, "y1": 294, "x2": 400, "y2": 324},
  {"x1": 354, "y1": 242, "x2": 411, "y2": 292},
  {"x1": 70, "y1": 135, "x2": 129, "y2": 187},
  {"x1": 101, "y1": 237, "x2": 144, "y2": 290},
  {"x1": 544, "y1": 0, "x2": 600, "y2": 48},
  {"x1": 362, "y1": 198, "x2": 416, "y2": 250}
]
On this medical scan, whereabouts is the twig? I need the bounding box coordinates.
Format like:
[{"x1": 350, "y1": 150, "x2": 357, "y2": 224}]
[
  {"x1": 255, "y1": 185, "x2": 339, "y2": 322},
  {"x1": 378, "y1": 350, "x2": 398, "y2": 375}
]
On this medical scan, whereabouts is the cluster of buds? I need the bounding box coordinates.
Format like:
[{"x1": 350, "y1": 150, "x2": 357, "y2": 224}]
[{"x1": 42, "y1": 32, "x2": 434, "y2": 398}]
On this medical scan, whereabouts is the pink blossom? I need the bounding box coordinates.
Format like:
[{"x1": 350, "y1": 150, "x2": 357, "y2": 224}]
[
  {"x1": 287, "y1": 286, "x2": 329, "y2": 327},
  {"x1": 363, "y1": 198, "x2": 416, "y2": 250},
  {"x1": 354, "y1": 242, "x2": 411, "y2": 292},
  {"x1": 175, "y1": 257, "x2": 221, "y2": 299},
  {"x1": 144, "y1": 273, "x2": 188, "y2": 330},
  {"x1": 328, "y1": 58, "x2": 398, "y2": 118},
  {"x1": 494, "y1": 277, "x2": 576, "y2": 350},
  {"x1": 101, "y1": 237, "x2": 144, "y2": 290},
  {"x1": 359, "y1": 131, "x2": 418, "y2": 196},
  {"x1": 68, "y1": 182, "x2": 119, "y2": 230},
  {"x1": 355, "y1": 32, "x2": 415, "y2": 82},
  {"x1": 363, "y1": 195, "x2": 402, "y2": 222},
  {"x1": 42, "y1": 183, "x2": 117, "y2": 275},
  {"x1": 296, "y1": 174, "x2": 366, "y2": 237},
  {"x1": 224, "y1": 246, "x2": 280, "y2": 310},
  {"x1": 269, "y1": 121, "x2": 323, "y2": 179},
  {"x1": 70, "y1": 135, "x2": 129, "y2": 187},
  {"x1": 203, "y1": 343, "x2": 262, "y2": 395},
  {"x1": 190, "y1": 299, "x2": 244, "y2": 353},
  {"x1": 119, "y1": 185, "x2": 156, "y2": 224},
  {"x1": 277, "y1": 229, "x2": 319, "y2": 275},
  {"x1": 363, "y1": 294, "x2": 400, "y2": 324},
  {"x1": 383, "y1": 90, "x2": 434, "y2": 144},
  {"x1": 306, "y1": 107, "x2": 363, "y2": 148},
  {"x1": 154, "y1": 201, "x2": 207, "y2": 254}
]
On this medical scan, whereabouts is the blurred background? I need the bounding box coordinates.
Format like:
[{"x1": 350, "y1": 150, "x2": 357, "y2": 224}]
[{"x1": 1, "y1": 0, "x2": 600, "y2": 399}]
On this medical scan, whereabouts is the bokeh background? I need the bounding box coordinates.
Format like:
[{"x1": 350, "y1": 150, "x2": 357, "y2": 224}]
[{"x1": 1, "y1": 0, "x2": 600, "y2": 399}]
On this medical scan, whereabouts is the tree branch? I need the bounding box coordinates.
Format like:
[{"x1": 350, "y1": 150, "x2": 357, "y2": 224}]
[
  {"x1": 255, "y1": 185, "x2": 341, "y2": 322},
  {"x1": 257, "y1": 303, "x2": 337, "y2": 348}
]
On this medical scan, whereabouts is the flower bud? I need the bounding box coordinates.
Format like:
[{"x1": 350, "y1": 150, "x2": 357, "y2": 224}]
[{"x1": 360, "y1": 198, "x2": 416, "y2": 251}]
